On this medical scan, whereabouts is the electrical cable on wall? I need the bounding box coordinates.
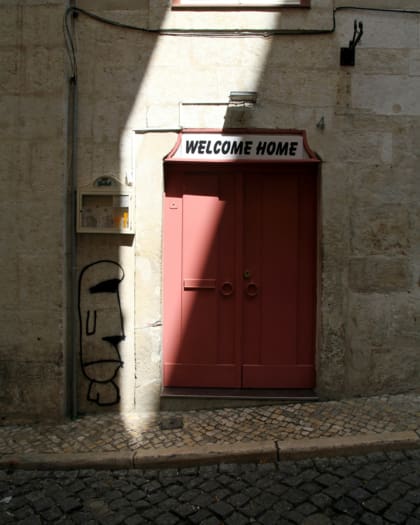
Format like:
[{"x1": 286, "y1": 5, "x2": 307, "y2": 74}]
[{"x1": 64, "y1": 5, "x2": 420, "y2": 81}]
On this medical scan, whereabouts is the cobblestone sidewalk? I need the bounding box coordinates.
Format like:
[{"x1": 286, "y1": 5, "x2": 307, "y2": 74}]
[{"x1": 0, "y1": 394, "x2": 419, "y2": 457}]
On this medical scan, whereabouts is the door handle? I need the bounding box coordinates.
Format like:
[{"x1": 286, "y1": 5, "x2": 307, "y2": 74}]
[
  {"x1": 246, "y1": 282, "x2": 258, "y2": 297},
  {"x1": 220, "y1": 281, "x2": 234, "y2": 296}
]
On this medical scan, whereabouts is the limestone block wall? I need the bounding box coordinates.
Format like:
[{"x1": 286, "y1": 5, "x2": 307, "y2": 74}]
[
  {"x1": 72, "y1": 0, "x2": 419, "y2": 414},
  {"x1": 0, "y1": 0, "x2": 67, "y2": 421},
  {"x1": 1, "y1": 0, "x2": 419, "y2": 420}
]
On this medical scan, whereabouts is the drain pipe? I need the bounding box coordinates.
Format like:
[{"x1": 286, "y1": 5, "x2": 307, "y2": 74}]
[{"x1": 64, "y1": 0, "x2": 79, "y2": 419}]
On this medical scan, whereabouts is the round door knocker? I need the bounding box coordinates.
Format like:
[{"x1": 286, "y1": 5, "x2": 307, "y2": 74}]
[
  {"x1": 220, "y1": 281, "x2": 234, "y2": 296},
  {"x1": 246, "y1": 282, "x2": 258, "y2": 297}
]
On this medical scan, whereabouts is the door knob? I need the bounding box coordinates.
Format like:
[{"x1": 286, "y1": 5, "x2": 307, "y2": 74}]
[{"x1": 246, "y1": 282, "x2": 258, "y2": 297}]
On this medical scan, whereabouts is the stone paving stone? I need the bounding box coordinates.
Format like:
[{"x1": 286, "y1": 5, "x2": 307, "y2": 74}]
[
  {"x1": 172, "y1": 501, "x2": 195, "y2": 519},
  {"x1": 99, "y1": 512, "x2": 125, "y2": 525},
  {"x1": 154, "y1": 511, "x2": 179, "y2": 525},
  {"x1": 302, "y1": 513, "x2": 332, "y2": 525},
  {"x1": 39, "y1": 504, "x2": 62, "y2": 521},
  {"x1": 198, "y1": 479, "x2": 221, "y2": 492},
  {"x1": 337, "y1": 476, "x2": 361, "y2": 492},
  {"x1": 6, "y1": 494, "x2": 27, "y2": 510},
  {"x1": 126, "y1": 488, "x2": 147, "y2": 501},
  {"x1": 386, "y1": 450, "x2": 408, "y2": 461},
  {"x1": 383, "y1": 507, "x2": 410, "y2": 524},
  {"x1": 32, "y1": 496, "x2": 55, "y2": 512},
  {"x1": 219, "y1": 463, "x2": 241, "y2": 474},
  {"x1": 332, "y1": 515, "x2": 355, "y2": 525},
  {"x1": 14, "y1": 505, "x2": 34, "y2": 520},
  {"x1": 226, "y1": 492, "x2": 249, "y2": 507},
  {"x1": 406, "y1": 489, "x2": 420, "y2": 505},
  {"x1": 359, "y1": 512, "x2": 385, "y2": 525},
  {"x1": 147, "y1": 491, "x2": 168, "y2": 506},
  {"x1": 333, "y1": 495, "x2": 363, "y2": 517},
  {"x1": 324, "y1": 483, "x2": 348, "y2": 500},
  {"x1": 224, "y1": 511, "x2": 249, "y2": 525},
  {"x1": 355, "y1": 465, "x2": 383, "y2": 481},
  {"x1": 284, "y1": 487, "x2": 309, "y2": 505},
  {"x1": 209, "y1": 487, "x2": 230, "y2": 501},
  {"x1": 316, "y1": 473, "x2": 340, "y2": 487},
  {"x1": 362, "y1": 496, "x2": 388, "y2": 514},
  {"x1": 20, "y1": 517, "x2": 42, "y2": 525},
  {"x1": 406, "y1": 519, "x2": 420, "y2": 525},
  {"x1": 201, "y1": 517, "x2": 222, "y2": 525},
  {"x1": 124, "y1": 515, "x2": 148, "y2": 525},
  {"x1": 348, "y1": 487, "x2": 370, "y2": 502},
  {"x1": 255, "y1": 475, "x2": 277, "y2": 490},
  {"x1": 295, "y1": 501, "x2": 318, "y2": 516},
  {"x1": 283, "y1": 474, "x2": 307, "y2": 487},
  {"x1": 189, "y1": 508, "x2": 213, "y2": 524},
  {"x1": 227, "y1": 479, "x2": 247, "y2": 492},
  {"x1": 310, "y1": 492, "x2": 333, "y2": 510},
  {"x1": 272, "y1": 499, "x2": 294, "y2": 515},
  {"x1": 389, "y1": 480, "x2": 411, "y2": 495},
  {"x1": 377, "y1": 488, "x2": 402, "y2": 504},
  {"x1": 388, "y1": 499, "x2": 415, "y2": 516},
  {"x1": 208, "y1": 500, "x2": 234, "y2": 519},
  {"x1": 268, "y1": 482, "x2": 289, "y2": 496},
  {"x1": 191, "y1": 492, "x2": 214, "y2": 507},
  {"x1": 285, "y1": 509, "x2": 306, "y2": 523},
  {"x1": 364, "y1": 477, "x2": 389, "y2": 493},
  {"x1": 58, "y1": 496, "x2": 83, "y2": 513},
  {"x1": 403, "y1": 472, "x2": 420, "y2": 487},
  {"x1": 240, "y1": 499, "x2": 266, "y2": 518}
]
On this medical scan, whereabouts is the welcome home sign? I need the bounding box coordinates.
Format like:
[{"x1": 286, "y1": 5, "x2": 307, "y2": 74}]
[{"x1": 174, "y1": 133, "x2": 306, "y2": 160}]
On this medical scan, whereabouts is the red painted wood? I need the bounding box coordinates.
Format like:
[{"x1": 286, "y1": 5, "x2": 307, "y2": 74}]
[
  {"x1": 242, "y1": 168, "x2": 300, "y2": 383},
  {"x1": 297, "y1": 171, "x2": 317, "y2": 367},
  {"x1": 242, "y1": 364, "x2": 315, "y2": 388},
  {"x1": 163, "y1": 165, "x2": 241, "y2": 387},
  {"x1": 163, "y1": 162, "x2": 317, "y2": 389}
]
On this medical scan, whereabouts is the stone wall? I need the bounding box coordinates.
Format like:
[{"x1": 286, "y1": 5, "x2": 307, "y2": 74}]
[
  {"x1": 0, "y1": 0, "x2": 67, "y2": 421},
  {"x1": 1, "y1": 0, "x2": 419, "y2": 420},
  {"x1": 74, "y1": 0, "x2": 420, "y2": 410}
]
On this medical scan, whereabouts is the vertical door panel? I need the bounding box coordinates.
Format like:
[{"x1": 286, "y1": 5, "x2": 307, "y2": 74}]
[
  {"x1": 163, "y1": 168, "x2": 240, "y2": 387},
  {"x1": 163, "y1": 172, "x2": 183, "y2": 370},
  {"x1": 242, "y1": 169, "x2": 316, "y2": 388}
]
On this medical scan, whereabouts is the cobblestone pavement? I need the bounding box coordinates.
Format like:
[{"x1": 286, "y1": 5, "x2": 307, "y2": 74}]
[
  {"x1": 0, "y1": 394, "x2": 419, "y2": 455},
  {"x1": 0, "y1": 450, "x2": 419, "y2": 524}
]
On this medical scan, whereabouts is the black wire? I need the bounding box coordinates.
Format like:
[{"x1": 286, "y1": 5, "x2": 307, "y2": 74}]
[
  {"x1": 63, "y1": 5, "x2": 420, "y2": 81},
  {"x1": 64, "y1": 6, "x2": 335, "y2": 37},
  {"x1": 335, "y1": 6, "x2": 420, "y2": 16},
  {"x1": 63, "y1": 7, "x2": 77, "y2": 80}
]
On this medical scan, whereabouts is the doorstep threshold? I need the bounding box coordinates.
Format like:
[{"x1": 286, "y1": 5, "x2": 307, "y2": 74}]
[{"x1": 161, "y1": 387, "x2": 318, "y2": 401}]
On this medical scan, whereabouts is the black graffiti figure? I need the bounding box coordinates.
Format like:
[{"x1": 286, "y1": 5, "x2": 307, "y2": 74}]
[{"x1": 78, "y1": 260, "x2": 125, "y2": 406}]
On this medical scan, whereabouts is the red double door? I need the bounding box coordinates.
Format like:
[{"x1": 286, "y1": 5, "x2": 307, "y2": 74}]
[{"x1": 163, "y1": 161, "x2": 317, "y2": 389}]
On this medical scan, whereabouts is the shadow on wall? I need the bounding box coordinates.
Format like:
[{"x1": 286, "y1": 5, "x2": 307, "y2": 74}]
[
  {"x1": 72, "y1": 2, "x2": 334, "y2": 414},
  {"x1": 69, "y1": 1, "x2": 168, "y2": 414}
]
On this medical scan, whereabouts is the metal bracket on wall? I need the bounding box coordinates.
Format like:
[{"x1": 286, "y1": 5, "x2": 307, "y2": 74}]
[{"x1": 340, "y1": 20, "x2": 363, "y2": 66}]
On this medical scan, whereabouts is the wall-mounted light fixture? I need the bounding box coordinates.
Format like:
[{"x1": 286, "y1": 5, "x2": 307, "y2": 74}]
[
  {"x1": 229, "y1": 91, "x2": 258, "y2": 104},
  {"x1": 340, "y1": 20, "x2": 363, "y2": 66}
]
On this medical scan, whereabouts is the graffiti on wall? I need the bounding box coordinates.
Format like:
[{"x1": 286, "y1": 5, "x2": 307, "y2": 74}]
[{"x1": 78, "y1": 260, "x2": 125, "y2": 406}]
